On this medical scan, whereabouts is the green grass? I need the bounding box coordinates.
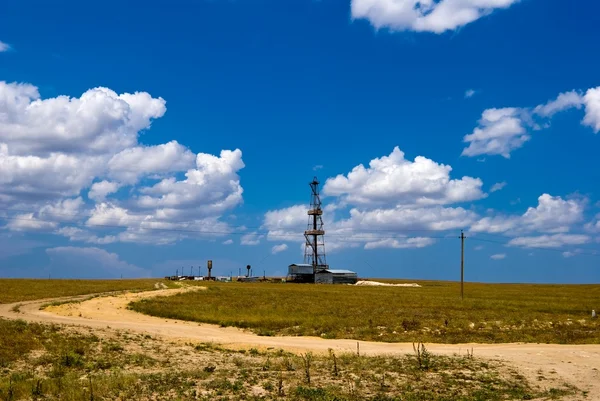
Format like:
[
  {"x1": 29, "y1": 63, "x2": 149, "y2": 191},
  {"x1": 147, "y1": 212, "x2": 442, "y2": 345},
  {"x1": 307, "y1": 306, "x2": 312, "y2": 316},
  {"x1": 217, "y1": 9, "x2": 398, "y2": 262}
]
[
  {"x1": 130, "y1": 280, "x2": 600, "y2": 344},
  {"x1": 0, "y1": 318, "x2": 574, "y2": 400},
  {"x1": 0, "y1": 278, "x2": 165, "y2": 304}
]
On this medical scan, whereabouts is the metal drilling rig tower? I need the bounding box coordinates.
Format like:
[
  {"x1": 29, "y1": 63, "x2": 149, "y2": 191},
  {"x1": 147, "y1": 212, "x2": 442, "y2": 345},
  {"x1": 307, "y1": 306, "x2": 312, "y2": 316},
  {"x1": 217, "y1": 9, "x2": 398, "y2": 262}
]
[{"x1": 304, "y1": 177, "x2": 328, "y2": 273}]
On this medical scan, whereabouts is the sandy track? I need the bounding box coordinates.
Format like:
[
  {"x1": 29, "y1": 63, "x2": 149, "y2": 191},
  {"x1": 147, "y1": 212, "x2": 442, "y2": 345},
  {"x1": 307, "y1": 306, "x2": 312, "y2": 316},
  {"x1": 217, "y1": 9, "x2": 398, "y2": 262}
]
[{"x1": 1, "y1": 287, "x2": 599, "y2": 399}]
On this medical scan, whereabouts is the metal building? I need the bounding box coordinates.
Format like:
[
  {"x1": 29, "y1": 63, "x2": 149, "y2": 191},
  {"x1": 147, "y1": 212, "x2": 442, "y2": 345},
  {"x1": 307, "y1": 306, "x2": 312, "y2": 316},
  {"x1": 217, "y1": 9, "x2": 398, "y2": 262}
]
[
  {"x1": 288, "y1": 263, "x2": 315, "y2": 283},
  {"x1": 329, "y1": 270, "x2": 358, "y2": 284}
]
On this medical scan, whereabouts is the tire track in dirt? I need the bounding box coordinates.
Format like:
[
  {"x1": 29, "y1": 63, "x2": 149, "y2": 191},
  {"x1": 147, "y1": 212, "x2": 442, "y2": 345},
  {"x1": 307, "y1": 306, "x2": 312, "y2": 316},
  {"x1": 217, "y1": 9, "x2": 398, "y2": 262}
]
[{"x1": 1, "y1": 286, "x2": 598, "y2": 399}]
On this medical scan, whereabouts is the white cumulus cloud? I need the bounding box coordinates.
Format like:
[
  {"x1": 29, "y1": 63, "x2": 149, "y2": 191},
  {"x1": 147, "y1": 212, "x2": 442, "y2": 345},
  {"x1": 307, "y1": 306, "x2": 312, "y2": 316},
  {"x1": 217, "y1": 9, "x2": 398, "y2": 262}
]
[
  {"x1": 462, "y1": 87, "x2": 600, "y2": 158},
  {"x1": 471, "y1": 194, "x2": 586, "y2": 235},
  {"x1": 88, "y1": 181, "x2": 120, "y2": 202},
  {"x1": 364, "y1": 237, "x2": 435, "y2": 250},
  {"x1": 0, "y1": 41, "x2": 10, "y2": 52},
  {"x1": 583, "y1": 87, "x2": 600, "y2": 133},
  {"x1": 5, "y1": 213, "x2": 58, "y2": 232},
  {"x1": 351, "y1": 0, "x2": 520, "y2": 34},
  {"x1": 241, "y1": 232, "x2": 263, "y2": 246},
  {"x1": 324, "y1": 146, "x2": 485, "y2": 207},
  {"x1": 107, "y1": 140, "x2": 195, "y2": 184},
  {"x1": 0, "y1": 80, "x2": 244, "y2": 245},
  {"x1": 490, "y1": 253, "x2": 506, "y2": 260},
  {"x1": 262, "y1": 147, "x2": 486, "y2": 251},
  {"x1": 271, "y1": 244, "x2": 288, "y2": 254},
  {"x1": 461, "y1": 107, "x2": 532, "y2": 158},
  {"x1": 533, "y1": 90, "x2": 584, "y2": 118},
  {"x1": 508, "y1": 234, "x2": 590, "y2": 249}
]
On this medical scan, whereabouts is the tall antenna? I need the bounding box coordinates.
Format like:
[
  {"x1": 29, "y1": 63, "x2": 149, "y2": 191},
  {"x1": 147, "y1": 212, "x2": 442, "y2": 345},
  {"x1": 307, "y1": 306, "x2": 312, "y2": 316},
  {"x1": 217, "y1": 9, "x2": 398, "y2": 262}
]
[{"x1": 304, "y1": 177, "x2": 327, "y2": 273}]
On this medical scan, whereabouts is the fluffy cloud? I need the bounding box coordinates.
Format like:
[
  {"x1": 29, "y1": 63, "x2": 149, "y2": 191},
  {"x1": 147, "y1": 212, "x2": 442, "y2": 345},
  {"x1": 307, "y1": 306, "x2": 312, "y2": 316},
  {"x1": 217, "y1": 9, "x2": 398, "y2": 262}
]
[
  {"x1": 508, "y1": 234, "x2": 590, "y2": 249},
  {"x1": 462, "y1": 87, "x2": 600, "y2": 158},
  {"x1": 56, "y1": 227, "x2": 116, "y2": 245},
  {"x1": 136, "y1": 149, "x2": 244, "y2": 219},
  {"x1": 5, "y1": 213, "x2": 58, "y2": 232},
  {"x1": 85, "y1": 202, "x2": 236, "y2": 245},
  {"x1": 46, "y1": 246, "x2": 148, "y2": 278},
  {"x1": 364, "y1": 237, "x2": 435, "y2": 250},
  {"x1": 0, "y1": 143, "x2": 101, "y2": 200},
  {"x1": 0, "y1": 83, "x2": 165, "y2": 156},
  {"x1": 490, "y1": 253, "x2": 506, "y2": 260},
  {"x1": 520, "y1": 194, "x2": 585, "y2": 233},
  {"x1": 533, "y1": 90, "x2": 584, "y2": 118},
  {"x1": 263, "y1": 146, "x2": 589, "y2": 252},
  {"x1": 583, "y1": 87, "x2": 600, "y2": 132},
  {"x1": 584, "y1": 214, "x2": 600, "y2": 233},
  {"x1": 271, "y1": 244, "x2": 288, "y2": 254},
  {"x1": 341, "y1": 206, "x2": 477, "y2": 232},
  {"x1": 261, "y1": 147, "x2": 485, "y2": 251},
  {"x1": 0, "y1": 41, "x2": 10, "y2": 52},
  {"x1": 471, "y1": 194, "x2": 586, "y2": 234},
  {"x1": 241, "y1": 233, "x2": 263, "y2": 246},
  {"x1": 351, "y1": 0, "x2": 519, "y2": 34},
  {"x1": 0, "y1": 82, "x2": 166, "y2": 203},
  {"x1": 261, "y1": 204, "x2": 471, "y2": 251},
  {"x1": 490, "y1": 182, "x2": 507, "y2": 193},
  {"x1": 324, "y1": 147, "x2": 485, "y2": 206},
  {"x1": 223, "y1": 239, "x2": 233, "y2": 245},
  {"x1": 0, "y1": 80, "x2": 244, "y2": 245},
  {"x1": 88, "y1": 181, "x2": 120, "y2": 202},
  {"x1": 461, "y1": 108, "x2": 532, "y2": 158},
  {"x1": 107, "y1": 140, "x2": 195, "y2": 184},
  {"x1": 38, "y1": 197, "x2": 85, "y2": 222}
]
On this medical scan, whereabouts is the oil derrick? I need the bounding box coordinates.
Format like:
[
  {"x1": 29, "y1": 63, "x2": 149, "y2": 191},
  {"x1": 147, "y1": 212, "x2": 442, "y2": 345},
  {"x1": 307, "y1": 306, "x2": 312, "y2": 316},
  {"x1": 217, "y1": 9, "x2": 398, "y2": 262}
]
[{"x1": 304, "y1": 177, "x2": 327, "y2": 273}]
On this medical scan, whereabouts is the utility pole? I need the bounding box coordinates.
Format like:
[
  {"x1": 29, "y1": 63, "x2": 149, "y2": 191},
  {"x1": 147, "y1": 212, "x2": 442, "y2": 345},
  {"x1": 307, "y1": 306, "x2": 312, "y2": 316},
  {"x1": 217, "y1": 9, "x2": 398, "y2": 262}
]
[{"x1": 460, "y1": 230, "x2": 466, "y2": 299}]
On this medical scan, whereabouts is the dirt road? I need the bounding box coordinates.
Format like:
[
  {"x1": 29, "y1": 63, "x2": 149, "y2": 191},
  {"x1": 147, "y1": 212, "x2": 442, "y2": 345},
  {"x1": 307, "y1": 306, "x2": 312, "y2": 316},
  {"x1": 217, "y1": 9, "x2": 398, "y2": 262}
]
[{"x1": 1, "y1": 286, "x2": 598, "y2": 399}]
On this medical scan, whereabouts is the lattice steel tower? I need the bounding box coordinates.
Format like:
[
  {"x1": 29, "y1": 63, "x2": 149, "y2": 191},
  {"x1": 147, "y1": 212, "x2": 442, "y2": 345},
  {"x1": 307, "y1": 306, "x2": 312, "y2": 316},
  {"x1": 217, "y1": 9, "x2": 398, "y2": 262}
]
[{"x1": 304, "y1": 177, "x2": 327, "y2": 272}]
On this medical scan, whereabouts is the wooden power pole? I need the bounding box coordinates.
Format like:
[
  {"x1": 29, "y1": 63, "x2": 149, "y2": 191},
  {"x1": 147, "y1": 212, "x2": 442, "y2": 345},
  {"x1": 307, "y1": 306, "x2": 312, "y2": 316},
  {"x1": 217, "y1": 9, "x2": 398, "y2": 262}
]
[{"x1": 460, "y1": 230, "x2": 465, "y2": 299}]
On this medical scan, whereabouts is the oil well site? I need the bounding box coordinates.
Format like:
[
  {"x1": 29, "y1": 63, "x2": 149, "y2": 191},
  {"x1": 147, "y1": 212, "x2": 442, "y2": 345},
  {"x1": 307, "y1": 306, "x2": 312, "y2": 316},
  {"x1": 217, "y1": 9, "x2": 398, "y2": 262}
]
[{"x1": 167, "y1": 177, "x2": 359, "y2": 285}]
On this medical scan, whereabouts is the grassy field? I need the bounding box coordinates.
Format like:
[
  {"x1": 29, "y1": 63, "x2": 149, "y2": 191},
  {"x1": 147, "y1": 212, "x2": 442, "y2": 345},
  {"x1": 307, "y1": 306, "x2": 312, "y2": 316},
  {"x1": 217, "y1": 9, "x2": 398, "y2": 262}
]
[
  {"x1": 0, "y1": 278, "x2": 165, "y2": 304},
  {"x1": 0, "y1": 318, "x2": 576, "y2": 400},
  {"x1": 130, "y1": 280, "x2": 600, "y2": 344}
]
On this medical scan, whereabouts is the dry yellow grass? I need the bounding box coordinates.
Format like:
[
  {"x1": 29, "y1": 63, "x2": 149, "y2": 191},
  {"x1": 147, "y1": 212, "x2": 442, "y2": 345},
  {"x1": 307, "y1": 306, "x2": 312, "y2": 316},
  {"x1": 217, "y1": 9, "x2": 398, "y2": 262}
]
[
  {"x1": 0, "y1": 278, "x2": 162, "y2": 304},
  {"x1": 130, "y1": 280, "x2": 600, "y2": 344}
]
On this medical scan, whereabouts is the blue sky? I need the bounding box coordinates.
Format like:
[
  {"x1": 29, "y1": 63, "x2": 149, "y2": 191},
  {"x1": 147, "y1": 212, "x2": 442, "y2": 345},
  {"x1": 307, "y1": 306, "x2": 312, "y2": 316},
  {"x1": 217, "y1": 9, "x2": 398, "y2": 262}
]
[{"x1": 0, "y1": 0, "x2": 599, "y2": 283}]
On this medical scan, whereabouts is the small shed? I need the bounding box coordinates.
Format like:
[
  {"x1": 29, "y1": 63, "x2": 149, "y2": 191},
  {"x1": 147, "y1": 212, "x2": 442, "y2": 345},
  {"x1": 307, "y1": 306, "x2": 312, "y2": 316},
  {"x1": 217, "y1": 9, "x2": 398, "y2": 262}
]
[
  {"x1": 329, "y1": 269, "x2": 358, "y2": 284},
  {"x1": 288, "y1": 263, "x2": 314, "y2": 275},
  {"x1": 315, "y1": 270, "x2": 333, "y2": 284},
  {"x1": 288, "y1": 263, "x2": 315, "y2": 283}
]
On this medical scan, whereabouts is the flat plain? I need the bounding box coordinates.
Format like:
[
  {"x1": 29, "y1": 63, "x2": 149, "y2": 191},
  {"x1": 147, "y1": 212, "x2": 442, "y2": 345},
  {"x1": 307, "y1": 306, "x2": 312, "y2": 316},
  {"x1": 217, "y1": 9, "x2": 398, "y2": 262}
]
[
  {"x1": 0, "y1": 278, "x2": 598, "y2": 400},
  {"x1": 0, "y1": 278, "x2": 162, "y2": 304},
  {"x1": 130, "y1": 279, "x2": 600, "y2": 344}
]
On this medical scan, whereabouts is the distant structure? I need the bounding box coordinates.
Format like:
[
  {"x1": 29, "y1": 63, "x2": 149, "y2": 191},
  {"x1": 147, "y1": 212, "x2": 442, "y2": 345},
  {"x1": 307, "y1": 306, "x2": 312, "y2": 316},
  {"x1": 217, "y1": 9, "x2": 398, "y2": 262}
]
[
  {"x1": 304, "y1": 177, "x2": 328, "y2": 273},
  {"x1": 166, "y1": 260, "x2": 216, "y2": 281},
  {"x1": 288, "y1": 177, "x2": 358, "y2": 284}
]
